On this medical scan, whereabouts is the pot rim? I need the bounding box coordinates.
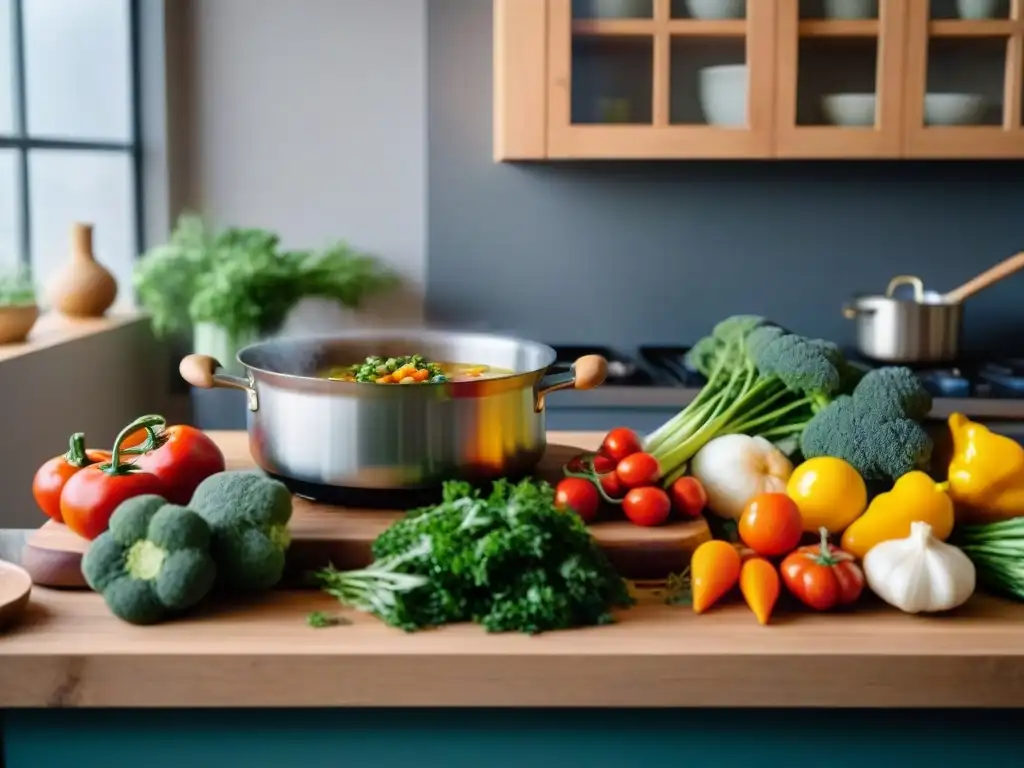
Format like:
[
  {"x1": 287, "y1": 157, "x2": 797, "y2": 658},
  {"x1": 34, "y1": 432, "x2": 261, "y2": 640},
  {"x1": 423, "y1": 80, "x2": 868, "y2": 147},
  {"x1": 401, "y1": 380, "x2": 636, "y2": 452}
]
[
  {"x1": 234, "y1": 328, "x2": 559, "y2": 387},
  {"x1": 848, "y1": 292, "x2": 960, "y2": 308}
]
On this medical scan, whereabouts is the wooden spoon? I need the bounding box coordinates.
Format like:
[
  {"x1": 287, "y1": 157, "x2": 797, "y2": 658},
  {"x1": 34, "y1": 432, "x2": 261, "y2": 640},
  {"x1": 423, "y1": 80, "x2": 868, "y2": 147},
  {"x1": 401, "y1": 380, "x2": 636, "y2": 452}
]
[{"x1": 942, "y1": 251, "x2": 1024, "y2": 304}]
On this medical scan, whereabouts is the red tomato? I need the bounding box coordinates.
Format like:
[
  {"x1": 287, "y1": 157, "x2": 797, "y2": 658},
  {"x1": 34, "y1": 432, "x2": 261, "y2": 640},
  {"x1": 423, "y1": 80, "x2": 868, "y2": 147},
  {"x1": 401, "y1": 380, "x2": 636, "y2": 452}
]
[
  {"x1": 61, "y1": 466, "x2": 166, "y2": 540},
  {"x1": 600, "y1": 428, "x2": 642, "y2": 463},
  {"x1": 60, "y1": 415, "x2": 170, "y2": 540},
  {"x1": 615, "y1": 452, "x2": 659, "y2": 489},
  {"x1": 554, "y1": 478, "x2": 600, "y2": 523},
  {"x1": 780, "y1": 528, "x2": 865, "y2": 611},
  {"x1": 739, "y1": 492, "x2": 803, "y2": 557},
  {"x1": 134, "y1": 424, "x2": 226, "y2": 505},
  {"x1": 31, "y1": 433, "x2": 111, "y2": 523},
  {"x1": 670, "y1": 476, "x2": 707, "y2": 518},
  {"x1": 622, "y1": 486, "x2": 671, "y2": 527},
  {"x1": 565, "y1": 452, "x2": 615, "y2": 476},
  {"x1": 598, "y1": 470, "x2": 626, "y2": 500}
]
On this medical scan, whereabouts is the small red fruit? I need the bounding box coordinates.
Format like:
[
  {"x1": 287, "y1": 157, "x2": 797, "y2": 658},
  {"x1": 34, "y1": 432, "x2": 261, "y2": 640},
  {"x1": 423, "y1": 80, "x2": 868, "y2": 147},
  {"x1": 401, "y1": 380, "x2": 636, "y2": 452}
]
[
  {"x1": 600, "y1": 427, "x2": 642, "y2": 463},
  {"x1": 599, "y1": 469, "x2": 626, "y2": 500},
  {"x1": 615, "y1": 451, "x2": 660, "y2": 489},
  {"x1": 622, "y1": 486, "x2": 671, "y2": 527},
  {"x1": 554, "y1": 477, "x2": 601, "y2": 523},
  {"x1": 670, "y1": 476, "x2": 707, "y2": 517}
]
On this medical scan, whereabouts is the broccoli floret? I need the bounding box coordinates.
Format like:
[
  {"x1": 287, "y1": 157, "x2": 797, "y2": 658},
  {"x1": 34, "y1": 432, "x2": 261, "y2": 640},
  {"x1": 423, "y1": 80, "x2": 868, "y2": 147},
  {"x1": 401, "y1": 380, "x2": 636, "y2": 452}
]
[
  {"x1": 800, "y1": 367, "x2": 935, "y2": 482},
  {"x1": 81, "y1": 495, "x2": 216, "y2": 625},
  {"x1": 753, "y1": 333, "x2": 843, "y2": 404},
  {"x1": 189, "y1": 470, "x2": 293, "y2": 592},
  {"x1": 745, "y1": 325, "x2": 786, "y2": 362},
  {"x1": 853, "y1": 366, "x2": 933, "y2": 421},
  {"x1": 685, "y1": 315, "x2": 768, "y2": 378},
  {"x1": 684, "y1": 335, "x2": 720, "y2": 379}
]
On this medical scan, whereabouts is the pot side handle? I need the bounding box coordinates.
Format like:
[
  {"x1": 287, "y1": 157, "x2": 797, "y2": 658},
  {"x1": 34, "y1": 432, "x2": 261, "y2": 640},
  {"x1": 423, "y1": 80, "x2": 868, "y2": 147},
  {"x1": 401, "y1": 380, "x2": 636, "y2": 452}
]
[
  {"x1": 179, "y1": 354, "x2": 258, "y2": 412},
  {"x1": 535, "y1": 354, "x2": 608, "y2": 412}
]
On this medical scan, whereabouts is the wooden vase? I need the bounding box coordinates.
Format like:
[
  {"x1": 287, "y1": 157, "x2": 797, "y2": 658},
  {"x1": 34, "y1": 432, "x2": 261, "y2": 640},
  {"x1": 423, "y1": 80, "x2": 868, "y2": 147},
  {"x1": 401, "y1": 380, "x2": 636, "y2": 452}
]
[{"x1": 47, "y1": 223, "x2": 118, "y2": 318}]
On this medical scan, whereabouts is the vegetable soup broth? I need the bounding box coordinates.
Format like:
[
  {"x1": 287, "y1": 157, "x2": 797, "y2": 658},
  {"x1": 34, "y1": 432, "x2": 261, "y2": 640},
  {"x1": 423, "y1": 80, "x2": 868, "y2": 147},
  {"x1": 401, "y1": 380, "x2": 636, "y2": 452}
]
[{"x1": 322, "y1": 354, "x2": 512, "y2": 385}]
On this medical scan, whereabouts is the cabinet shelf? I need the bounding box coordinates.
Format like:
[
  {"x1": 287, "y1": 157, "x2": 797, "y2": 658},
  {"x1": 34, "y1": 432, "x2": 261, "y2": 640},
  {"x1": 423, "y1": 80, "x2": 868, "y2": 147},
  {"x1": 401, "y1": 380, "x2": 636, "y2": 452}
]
[{"x1": 494, "y1": 0, "x2": 1024, "y2": 160}]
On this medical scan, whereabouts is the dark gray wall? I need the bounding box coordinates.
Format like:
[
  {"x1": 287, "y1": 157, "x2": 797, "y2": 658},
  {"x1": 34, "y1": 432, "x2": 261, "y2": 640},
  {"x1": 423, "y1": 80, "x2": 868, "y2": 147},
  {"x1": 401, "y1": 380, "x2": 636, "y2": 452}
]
[{"x1": 427, "y1": 0, "x2": 1024, "y2": 355}]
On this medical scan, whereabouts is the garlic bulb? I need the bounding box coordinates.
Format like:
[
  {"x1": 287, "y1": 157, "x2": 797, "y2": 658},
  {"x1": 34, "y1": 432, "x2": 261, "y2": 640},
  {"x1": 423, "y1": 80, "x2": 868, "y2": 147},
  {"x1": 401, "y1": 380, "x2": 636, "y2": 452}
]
[
  {"x1": 863, "y1": 521, "x2": 976, "y2": 614},
  {"x1": 690, "y1": 434, "x2": 793, "y2": 520}
]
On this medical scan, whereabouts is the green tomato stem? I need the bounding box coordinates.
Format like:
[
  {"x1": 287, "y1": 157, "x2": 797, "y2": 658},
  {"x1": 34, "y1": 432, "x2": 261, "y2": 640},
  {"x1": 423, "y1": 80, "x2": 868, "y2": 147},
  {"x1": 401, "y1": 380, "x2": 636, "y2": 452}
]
[
  {"x1": 62, "y1": 433, "x2": 90, "y2": 468},
  {"x1": 102, "y1": 414, "x2": 167, "y2": 476}
]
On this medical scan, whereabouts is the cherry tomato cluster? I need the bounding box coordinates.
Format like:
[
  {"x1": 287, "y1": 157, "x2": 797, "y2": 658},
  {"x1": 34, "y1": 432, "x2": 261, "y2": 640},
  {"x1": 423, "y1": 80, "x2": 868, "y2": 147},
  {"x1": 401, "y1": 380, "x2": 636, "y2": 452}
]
[
  {"x1": 555, "y1": 427, "x2": 708, "y2": 528},
  {"x1": 736, "y1": 492, "x2": 865, "y2": 612}
]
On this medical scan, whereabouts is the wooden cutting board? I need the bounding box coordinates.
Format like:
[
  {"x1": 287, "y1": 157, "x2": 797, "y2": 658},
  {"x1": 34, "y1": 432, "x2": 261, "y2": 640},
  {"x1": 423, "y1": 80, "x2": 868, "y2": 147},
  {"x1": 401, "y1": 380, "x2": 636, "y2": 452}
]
[{"x1": 20, "y1": 434, "x2": 712, "y2": 588}]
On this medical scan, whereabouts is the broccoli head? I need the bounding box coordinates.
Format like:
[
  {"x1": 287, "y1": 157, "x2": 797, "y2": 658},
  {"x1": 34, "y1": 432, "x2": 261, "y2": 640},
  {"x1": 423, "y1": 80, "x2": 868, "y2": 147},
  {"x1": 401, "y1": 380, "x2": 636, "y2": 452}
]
[
  {"x1": 189, "y1": 470, "x2": 293, "y2": 592},
  {"x1": 853, "y1": 366, "x2": 933, "y2": 421},
  {"x1": 81, "y1": 495, "x2": 216, "y2": 625},
  {"x1": 800, "y1": 371, "x2": 935, "y2": 482},
  {"x1": 752, "y1": 332, "x2": 843, "y2": 403}
]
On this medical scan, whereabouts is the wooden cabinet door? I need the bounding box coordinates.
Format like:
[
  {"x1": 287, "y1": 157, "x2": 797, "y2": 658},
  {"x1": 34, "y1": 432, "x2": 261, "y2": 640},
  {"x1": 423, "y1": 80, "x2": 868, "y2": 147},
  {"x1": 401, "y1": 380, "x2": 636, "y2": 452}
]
[
  {"x1": 544, "y1": 0, "x2": 775, "y2": 159},
  {"x1": 774, "y1": 0, "x2": 908, "y2": 158},
  {"x1": 903, "y1": 0, "x2": 1024, "y2": 158}
]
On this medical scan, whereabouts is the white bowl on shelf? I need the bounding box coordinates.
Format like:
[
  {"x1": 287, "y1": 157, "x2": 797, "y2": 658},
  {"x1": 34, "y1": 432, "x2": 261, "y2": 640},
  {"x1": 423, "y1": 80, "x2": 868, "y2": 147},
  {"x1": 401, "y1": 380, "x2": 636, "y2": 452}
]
[
  {"x1": 699, "y1": 64, "x2": 748, "y2": 127},
  {"x1": 685, "y1": 0, "x2": 745, "y2": 19},
  {"x1": 956, "y1": 0, "x2": 1004, "y2": 19},
  {"x1": 823, "y1": 0, "x2": 878, "y2": 19},
  {"x1": 821, "y1": 93, "x2": 876, "y2": 126},
  {"x1": 924, "y1": 93, "x2": 986, "y2": 125}
]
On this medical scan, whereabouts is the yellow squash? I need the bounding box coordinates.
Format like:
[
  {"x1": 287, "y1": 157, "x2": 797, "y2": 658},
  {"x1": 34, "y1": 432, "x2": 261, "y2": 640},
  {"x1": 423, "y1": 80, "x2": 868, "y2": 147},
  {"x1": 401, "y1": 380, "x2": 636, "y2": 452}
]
[
  {"x1": 947, "y1": 412, "x2": 1024, "y2": 524},
  {"x1": 841, "y1": 471, "x2": 954, "y2": 559}
]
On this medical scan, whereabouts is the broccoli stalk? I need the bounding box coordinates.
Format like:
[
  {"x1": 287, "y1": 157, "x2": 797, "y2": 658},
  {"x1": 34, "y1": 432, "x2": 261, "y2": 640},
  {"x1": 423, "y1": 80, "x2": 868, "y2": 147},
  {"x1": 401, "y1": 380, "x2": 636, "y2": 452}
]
[
  {"x1": 644, "y1": 317, "x2": 845, "y2": 480},
  {"x1": 81, "y1": 495, "x2": 217, "y2": 625}
]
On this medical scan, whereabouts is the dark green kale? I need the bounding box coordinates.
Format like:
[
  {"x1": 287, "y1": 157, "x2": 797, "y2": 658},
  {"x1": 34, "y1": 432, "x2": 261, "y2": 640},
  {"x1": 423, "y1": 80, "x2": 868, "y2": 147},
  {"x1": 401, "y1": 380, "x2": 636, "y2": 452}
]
[{"x1": 313, "y1": 479, "x2": 633, "y2": 634}]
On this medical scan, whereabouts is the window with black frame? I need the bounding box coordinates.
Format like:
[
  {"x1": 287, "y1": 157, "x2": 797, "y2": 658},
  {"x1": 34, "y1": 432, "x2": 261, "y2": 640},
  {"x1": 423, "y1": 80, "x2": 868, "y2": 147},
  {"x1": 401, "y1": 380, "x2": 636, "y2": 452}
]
[{"x1": 0, "y1": 0, "x2": 142, "y2": 304}]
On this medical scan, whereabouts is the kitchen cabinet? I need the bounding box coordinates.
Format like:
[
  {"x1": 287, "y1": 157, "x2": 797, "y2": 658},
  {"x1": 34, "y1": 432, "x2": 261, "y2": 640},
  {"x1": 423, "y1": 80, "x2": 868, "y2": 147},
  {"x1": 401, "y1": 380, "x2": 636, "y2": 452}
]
[{"x1": 494, "y1": 0, "x2": 1024, "y2": 160}]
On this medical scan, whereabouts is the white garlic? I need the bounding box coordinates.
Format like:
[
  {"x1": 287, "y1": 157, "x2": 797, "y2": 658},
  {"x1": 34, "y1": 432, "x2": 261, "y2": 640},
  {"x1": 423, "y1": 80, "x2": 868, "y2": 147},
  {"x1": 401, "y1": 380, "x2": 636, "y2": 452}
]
[{"x1": 863, "y1": 520, "x2": 976, "y2": 614}]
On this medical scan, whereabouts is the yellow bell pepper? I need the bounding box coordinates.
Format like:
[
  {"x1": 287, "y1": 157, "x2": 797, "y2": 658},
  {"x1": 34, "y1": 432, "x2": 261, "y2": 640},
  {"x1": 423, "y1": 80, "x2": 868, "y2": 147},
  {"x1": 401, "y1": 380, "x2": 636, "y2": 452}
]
[
  {"x1": 840, "y1": 471, "x2": 954, "y2": 559},
  {"x1": 947, "y1": 412, "x2": 1024, "y2": 524}
]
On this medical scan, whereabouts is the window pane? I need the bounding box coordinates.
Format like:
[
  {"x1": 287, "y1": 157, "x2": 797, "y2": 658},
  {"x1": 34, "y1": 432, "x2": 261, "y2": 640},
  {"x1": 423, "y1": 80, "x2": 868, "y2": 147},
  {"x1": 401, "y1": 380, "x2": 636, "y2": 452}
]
[
  {"x1": 0, "y1": 150, "x2": 20, "y2": 267},
  {"x1": 29, "y1": 150, "x2": 135, "y2": 307},
  {"x1": 23, "y1": 0, "x2": 131, "y2": 141},
  {"x1": 0, "y1": 0, "x2": 13, "y2": 134}
]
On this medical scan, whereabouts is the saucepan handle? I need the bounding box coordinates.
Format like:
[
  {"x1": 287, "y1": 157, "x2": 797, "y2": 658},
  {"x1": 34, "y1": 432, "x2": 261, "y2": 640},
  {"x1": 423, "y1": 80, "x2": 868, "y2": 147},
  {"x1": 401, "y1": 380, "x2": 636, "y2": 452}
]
[
  {"x1": 842, "y1": 302, "x2": 876, "y2": 319},
  {"x1": 885, "y1": 274, "x2": 925, "y2": 302},
  {"x1": 534, "y1": 354, "x2": 608, "y2": 412},
  {"x1": 179, "y1": 354, "x2": 259, "y2": 411}
]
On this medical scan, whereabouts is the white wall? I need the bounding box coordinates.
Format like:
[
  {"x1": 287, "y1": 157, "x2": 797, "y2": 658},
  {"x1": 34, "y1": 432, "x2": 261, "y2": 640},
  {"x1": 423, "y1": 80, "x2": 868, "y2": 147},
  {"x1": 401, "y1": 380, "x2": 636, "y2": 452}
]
[{"x1": 184, "y1": 0, "x2": 428, "y2": 329}]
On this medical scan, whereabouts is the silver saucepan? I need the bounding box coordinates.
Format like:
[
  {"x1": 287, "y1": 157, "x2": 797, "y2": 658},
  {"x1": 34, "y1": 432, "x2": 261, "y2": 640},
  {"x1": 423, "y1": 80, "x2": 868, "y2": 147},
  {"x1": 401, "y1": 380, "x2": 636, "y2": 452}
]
[
  {"x1": 843, "y1": 252, "x2": 1024, "y2": 364},
  {"x1": 179, "y1": 330, "x2": 607, "y2": 495}
]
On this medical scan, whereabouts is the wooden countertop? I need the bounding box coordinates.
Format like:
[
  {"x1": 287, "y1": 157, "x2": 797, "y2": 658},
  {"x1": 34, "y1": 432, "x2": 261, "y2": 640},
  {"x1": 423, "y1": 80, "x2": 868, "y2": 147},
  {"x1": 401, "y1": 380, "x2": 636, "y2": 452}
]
[{"x1": 3, "y1": 430, "x2": 1024, "y2": 709}]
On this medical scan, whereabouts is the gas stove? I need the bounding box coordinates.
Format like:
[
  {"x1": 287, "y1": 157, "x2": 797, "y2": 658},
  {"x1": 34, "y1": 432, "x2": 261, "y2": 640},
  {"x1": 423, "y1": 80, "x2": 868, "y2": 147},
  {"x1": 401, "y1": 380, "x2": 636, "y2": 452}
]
[{"x1": 545, "y1": 344, "x2": 1024, "y2": 421}]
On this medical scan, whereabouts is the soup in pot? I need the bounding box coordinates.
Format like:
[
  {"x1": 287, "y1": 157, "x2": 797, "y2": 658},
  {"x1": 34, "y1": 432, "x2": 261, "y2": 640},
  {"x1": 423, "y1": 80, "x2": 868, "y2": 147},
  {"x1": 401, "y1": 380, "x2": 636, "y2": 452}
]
[{"x1": 321, "y1": 354, "x2": 511, "y2": 385}]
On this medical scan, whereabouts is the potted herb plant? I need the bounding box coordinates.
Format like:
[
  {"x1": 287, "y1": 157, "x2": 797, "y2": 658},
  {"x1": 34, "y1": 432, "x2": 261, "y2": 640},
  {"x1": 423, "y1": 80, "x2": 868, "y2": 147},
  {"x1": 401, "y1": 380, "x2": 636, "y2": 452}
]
[
  {"x1": 134, "y1": 214, "x2": 398, "y2": 373},
  {"x1": 0, "y1": 266, "x2": 40, "y2": 344}
]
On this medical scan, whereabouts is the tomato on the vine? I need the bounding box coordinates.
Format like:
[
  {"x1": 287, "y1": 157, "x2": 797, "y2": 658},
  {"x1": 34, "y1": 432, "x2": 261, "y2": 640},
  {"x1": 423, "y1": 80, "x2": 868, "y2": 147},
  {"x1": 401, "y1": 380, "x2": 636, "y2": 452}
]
[
  {"x1": 600, "y1": 428, "x2": 642, "y2": 463},
  {"x1": 554, "y1": 477, "x2": 600, "y2": 523},
  {"x1": 598, "y1": 469, "x2": 625, "y2": 500},
  {"x1": 622, "y1": 486, "x2": 671, "y2": 527},
  {"x1": 670, "y1": 476, "x2": 707, "y2": 518},
  {"x1": 32, "y1": 433, "x2": 111, "y2": 523},
  {"x1": 615, "y1": 452, "x2": 659, "y2": 489}
]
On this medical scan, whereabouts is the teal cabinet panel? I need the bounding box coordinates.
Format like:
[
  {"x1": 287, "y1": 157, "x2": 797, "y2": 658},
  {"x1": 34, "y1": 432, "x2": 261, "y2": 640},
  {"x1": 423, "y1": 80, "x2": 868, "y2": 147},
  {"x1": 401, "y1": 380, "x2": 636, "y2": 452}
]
[{"x1": 5, "y1": 709, "x2": 1024, "y2": 768}]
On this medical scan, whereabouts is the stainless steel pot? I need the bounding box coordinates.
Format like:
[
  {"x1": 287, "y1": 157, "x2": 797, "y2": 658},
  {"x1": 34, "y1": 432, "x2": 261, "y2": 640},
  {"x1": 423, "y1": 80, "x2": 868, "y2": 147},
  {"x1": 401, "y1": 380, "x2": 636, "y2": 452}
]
[
  {"x1": 843, "y1": 275, "x2": 963, "y2": 364},
  {"x1": 179, "y1": 330, "x2": 607, "y2": 493}
]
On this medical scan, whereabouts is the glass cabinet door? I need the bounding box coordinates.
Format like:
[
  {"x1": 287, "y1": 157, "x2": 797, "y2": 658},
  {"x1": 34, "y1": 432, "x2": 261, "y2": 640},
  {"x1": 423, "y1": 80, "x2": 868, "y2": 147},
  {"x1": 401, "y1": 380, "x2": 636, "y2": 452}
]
[
  {"x1": 774, "y1": 0, "x2": 907, "y2": 158},
  {"x1": 546, "y1": 0, "x2": 775, "y2": 158},
  {"x1": 904, "y1": 0, "x2": 1024, "y2": 157}
]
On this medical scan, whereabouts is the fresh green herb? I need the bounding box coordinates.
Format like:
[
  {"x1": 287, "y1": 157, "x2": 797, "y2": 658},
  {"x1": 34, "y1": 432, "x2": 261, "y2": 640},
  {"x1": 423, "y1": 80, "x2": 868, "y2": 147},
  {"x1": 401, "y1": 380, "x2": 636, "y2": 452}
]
[
  {"x1": 663, "y1": 570, "x2": 692, "y2": 606},
  {"x1": 0, "y1": 266, "x2": 36, "y2": 307},
  {"x1": 313, "y1": 478, "x2": 634, "y2": 634},
  {"x1": 306, "y1": 611, "x2": 349, "y2": 628},
  {"x1": 955, "y1": 517, "x2": 1024, "y2": 600},
  {"x1": 133, "y1": 213, "x2": 398, "y2": 341}
]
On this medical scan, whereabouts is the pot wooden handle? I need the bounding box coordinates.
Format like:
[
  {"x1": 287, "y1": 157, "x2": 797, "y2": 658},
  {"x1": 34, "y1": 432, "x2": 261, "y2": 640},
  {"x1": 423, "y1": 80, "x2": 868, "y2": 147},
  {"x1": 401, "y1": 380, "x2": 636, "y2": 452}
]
[
  {"x1": 572, "y1": 355, "x2": 608, "y2": 390},
  {"x1": 942, "y1": 252, "x2": 1024, "y2": 304},
  {"x1": 179, "y1": 354, "x2": 222, "y2": 389}
]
